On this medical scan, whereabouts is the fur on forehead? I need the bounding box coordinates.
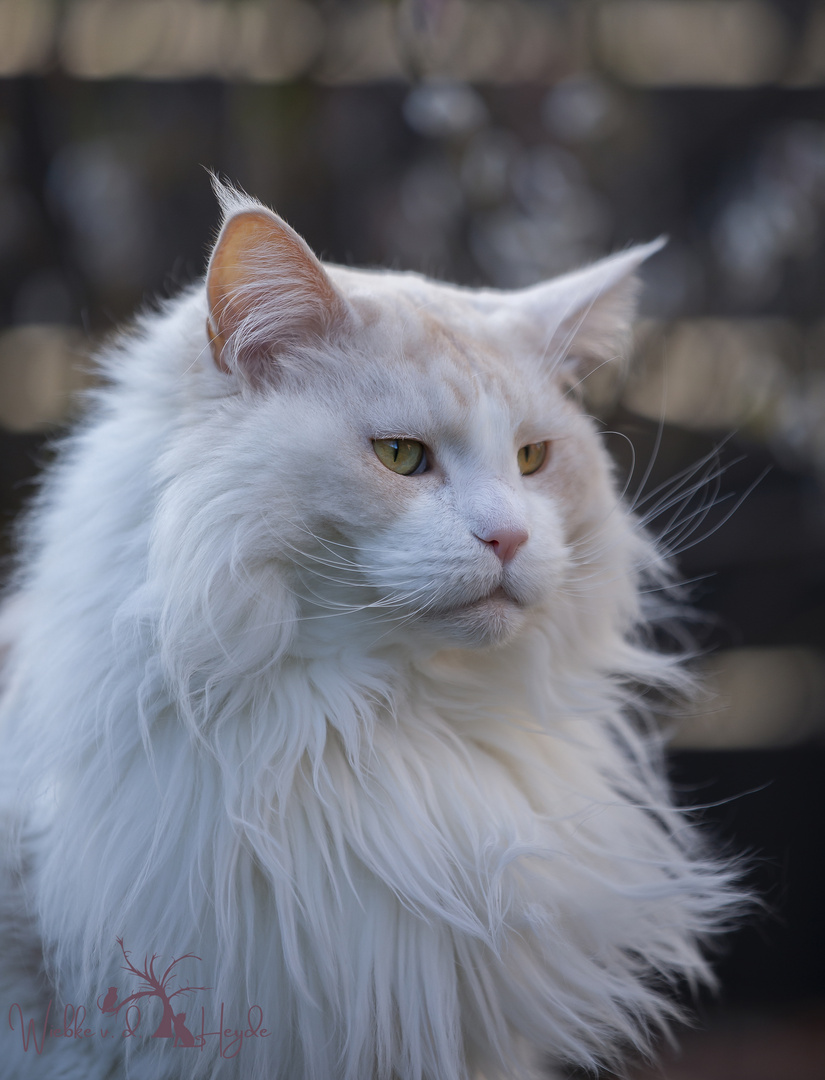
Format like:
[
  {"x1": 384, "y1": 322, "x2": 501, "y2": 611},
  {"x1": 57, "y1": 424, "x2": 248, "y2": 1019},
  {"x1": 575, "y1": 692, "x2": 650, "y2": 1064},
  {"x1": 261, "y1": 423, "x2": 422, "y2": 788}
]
[{"x1": 206, "y1": 178, "x2": 663, "y2": 389}]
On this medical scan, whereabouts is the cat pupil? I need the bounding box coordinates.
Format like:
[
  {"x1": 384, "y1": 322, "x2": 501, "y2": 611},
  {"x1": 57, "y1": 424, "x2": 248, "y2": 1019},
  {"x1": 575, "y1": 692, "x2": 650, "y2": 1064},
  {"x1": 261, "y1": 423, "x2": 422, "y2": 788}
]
[
  {"x1": 372, "y1": 438, "x2": 425, "y2": 475},
  {"x1": 518, "y1": 441, "x2": 547, "y2": 475}
]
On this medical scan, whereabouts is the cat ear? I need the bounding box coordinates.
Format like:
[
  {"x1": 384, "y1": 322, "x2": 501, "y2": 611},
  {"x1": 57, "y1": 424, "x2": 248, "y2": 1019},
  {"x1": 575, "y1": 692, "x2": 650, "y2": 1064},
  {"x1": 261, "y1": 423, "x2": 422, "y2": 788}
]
[
  {"x1": 511, "y1": 239, "x2": 664, "y2": 376},
  {"x1": 206, "y1": 194, "x2": 348, "y2": 386}
]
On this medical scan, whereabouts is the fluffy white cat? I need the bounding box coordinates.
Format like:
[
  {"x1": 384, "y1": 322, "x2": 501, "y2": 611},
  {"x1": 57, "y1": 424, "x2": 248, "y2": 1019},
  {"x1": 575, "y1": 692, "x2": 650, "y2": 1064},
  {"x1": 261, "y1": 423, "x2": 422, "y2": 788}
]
[{"x1": 0, "y1": 183, "x2": 736, "y2": 1080}]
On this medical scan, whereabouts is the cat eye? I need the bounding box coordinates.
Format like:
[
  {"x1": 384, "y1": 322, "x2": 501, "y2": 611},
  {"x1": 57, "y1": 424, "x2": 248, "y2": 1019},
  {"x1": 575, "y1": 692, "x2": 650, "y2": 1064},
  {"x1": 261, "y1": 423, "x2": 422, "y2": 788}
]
[
  {"x1": 372, "y1": 438, "x2": 427, "y2": 476},
  {"x1": 518, "y1": 442, "x2": 548, "y2": 476}
]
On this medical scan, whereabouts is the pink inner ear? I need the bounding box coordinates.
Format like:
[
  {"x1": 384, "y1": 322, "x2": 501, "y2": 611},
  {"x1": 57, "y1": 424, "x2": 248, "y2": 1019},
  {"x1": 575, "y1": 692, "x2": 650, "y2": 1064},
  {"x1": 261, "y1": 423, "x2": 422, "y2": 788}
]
[{"x1": 205, "y1": 209, "x2": 344, "y2": 384}]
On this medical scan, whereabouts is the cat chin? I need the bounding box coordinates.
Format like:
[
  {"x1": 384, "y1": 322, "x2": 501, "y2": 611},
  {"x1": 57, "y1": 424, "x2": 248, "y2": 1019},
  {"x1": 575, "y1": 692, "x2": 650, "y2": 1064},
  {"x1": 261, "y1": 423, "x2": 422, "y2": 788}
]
[{"x1": 425, "y1": 591, "x2": 528, "y2": 647}]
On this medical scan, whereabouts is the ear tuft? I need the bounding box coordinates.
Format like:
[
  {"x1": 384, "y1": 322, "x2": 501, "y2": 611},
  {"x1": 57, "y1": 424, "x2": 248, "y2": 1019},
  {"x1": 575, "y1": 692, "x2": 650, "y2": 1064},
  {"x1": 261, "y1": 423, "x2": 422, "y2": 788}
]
[
  {"x1": 512, "y1": 238, "x2": 665, "y2": 376},
  {"x1": 206, "y1": 185, "x2": 347, "y2": 386}
]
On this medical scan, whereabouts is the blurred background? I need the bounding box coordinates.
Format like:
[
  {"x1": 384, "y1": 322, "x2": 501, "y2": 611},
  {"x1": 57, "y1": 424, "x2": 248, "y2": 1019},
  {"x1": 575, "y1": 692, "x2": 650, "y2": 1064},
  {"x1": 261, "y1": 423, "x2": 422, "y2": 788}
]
[{"x1": 0, "y1": 1, "x2": 824, "y2": 1076}]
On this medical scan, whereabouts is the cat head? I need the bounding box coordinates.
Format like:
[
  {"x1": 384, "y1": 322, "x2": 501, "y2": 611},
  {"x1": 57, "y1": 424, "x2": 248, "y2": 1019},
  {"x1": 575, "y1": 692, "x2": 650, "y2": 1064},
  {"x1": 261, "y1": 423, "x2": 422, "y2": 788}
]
[{"x1": 167, "y1": 185, "x2": 662, "y2": 659}]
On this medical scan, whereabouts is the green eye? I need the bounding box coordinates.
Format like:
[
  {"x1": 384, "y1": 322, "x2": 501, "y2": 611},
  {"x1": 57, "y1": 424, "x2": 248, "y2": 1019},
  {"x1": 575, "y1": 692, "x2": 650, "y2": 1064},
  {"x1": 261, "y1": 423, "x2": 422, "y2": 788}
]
[
  {"x1": 518, "y1": 441, "x2": 547, "y2": 476},
  {"x1": 373, "y1": 438, "x2": 426, "y2": 475}
]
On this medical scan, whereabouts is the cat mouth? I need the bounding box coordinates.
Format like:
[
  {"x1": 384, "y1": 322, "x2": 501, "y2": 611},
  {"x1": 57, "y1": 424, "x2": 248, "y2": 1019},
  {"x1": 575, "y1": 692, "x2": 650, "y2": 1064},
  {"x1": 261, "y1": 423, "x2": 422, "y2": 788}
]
[
  {"x1": 425, "y1": 582, "x2": 527, "y2": 646},
  {"x1": 419, "y1": 582, "x2": 523, "y2": 624},
  {"x1": 451, "y1": 583, "x2": 518, "y2": 612},
  {"x1": 477, "y1": 585, "x2": 511, "y2": 604}
]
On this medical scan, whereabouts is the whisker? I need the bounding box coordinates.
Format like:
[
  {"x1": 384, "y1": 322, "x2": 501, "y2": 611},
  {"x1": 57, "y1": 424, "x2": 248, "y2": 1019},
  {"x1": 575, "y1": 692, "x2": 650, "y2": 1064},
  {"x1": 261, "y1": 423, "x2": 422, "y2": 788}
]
[{"x1": 660, "y1": 466, "x2": 769, "y2": 561}]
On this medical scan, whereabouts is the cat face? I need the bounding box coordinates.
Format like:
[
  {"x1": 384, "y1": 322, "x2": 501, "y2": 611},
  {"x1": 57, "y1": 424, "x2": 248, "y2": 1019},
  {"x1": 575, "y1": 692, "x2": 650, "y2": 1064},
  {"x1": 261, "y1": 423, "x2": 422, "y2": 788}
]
[
  {"x1": 199, "y1": 186, "x2": 660, "y2": 652},
  {"x1": 291, "y1": 292, "x2": 587, "y2": 648}
]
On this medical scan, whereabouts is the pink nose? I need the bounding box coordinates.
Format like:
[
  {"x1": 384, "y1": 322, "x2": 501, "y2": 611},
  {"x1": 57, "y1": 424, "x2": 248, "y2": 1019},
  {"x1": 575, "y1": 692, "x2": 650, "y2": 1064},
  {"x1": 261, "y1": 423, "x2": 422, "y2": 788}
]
[{"x1": 477, "y1": 526, "x2": 529, "y2": 563}]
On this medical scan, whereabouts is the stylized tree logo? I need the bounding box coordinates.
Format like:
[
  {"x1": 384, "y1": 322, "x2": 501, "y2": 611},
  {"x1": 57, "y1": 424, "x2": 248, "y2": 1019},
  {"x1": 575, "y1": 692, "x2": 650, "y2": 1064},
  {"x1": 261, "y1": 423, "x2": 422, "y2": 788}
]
[{"x1": 97, "y1": 937, "x2": 209, "y2": 1047}]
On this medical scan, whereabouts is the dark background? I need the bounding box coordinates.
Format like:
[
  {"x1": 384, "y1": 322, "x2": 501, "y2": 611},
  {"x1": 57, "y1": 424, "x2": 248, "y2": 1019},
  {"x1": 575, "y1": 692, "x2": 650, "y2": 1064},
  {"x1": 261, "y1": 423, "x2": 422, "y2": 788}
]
[{"x1": 1, "y1": 3, "x2": 824, "y2": 1076}]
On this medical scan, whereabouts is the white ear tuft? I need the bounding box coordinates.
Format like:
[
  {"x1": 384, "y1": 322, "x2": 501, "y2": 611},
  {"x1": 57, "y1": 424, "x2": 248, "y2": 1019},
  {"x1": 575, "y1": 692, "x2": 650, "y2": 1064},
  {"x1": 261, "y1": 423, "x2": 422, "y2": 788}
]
[
  {"x1": 511, "y1": 238, "x2": 665, "y2": 375},
  {"x1": 205, "y1": 183, "x2": 348, "y2": 386}
]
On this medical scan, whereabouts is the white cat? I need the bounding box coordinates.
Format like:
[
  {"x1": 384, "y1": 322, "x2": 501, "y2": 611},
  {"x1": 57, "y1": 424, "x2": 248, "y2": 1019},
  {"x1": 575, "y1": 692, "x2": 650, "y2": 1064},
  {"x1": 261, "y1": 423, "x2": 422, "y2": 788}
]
[{"x1": 0, "y1": 183, "x2": 736, "y2": 1080}]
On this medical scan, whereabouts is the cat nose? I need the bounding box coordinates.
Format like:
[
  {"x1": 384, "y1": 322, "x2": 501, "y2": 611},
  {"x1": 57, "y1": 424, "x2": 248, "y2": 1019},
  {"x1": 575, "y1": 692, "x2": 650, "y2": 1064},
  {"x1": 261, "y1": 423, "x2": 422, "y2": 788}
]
[{"x1": 477, "y1": 526, "x2": 529, "y2": 563}]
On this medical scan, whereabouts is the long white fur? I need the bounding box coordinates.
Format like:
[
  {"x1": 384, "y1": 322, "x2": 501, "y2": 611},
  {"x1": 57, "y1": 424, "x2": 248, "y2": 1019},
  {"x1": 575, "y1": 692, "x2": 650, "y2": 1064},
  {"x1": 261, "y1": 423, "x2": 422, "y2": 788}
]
[{"x1": 0, "y1": 186, "x2": 737, "y2": 1080}]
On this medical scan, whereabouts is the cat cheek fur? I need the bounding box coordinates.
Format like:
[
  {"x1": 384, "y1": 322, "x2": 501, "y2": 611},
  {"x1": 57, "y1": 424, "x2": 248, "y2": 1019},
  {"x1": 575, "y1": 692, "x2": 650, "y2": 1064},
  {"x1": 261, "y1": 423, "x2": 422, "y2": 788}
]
[{"x1": 0, "y1": 186, "x2": 739, "y2": 1080}]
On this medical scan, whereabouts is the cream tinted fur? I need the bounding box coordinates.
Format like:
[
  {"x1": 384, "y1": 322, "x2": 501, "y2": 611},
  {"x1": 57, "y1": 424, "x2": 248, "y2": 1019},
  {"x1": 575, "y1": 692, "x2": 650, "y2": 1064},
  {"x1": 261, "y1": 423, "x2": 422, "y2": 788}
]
[{"x1": 0, "y1": 187, "x2": 735, "y2": 1080}]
